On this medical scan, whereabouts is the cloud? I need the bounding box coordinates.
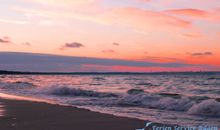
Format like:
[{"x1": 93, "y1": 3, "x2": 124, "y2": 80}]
[
  {"x1": 137, "y1": 0, "x2": 151, "y2": 3},
  {"x1": 0, "y1": 19, "x2": 29, "y2": 25},
  {"x1": 103, "y1": 7, "x2": 192, "y2": 31},
  {"x1": 165, "y1": 9, "x2": 208, "y2": 17},
  {"x1": 23, "y1": 42, "x2": 31, "y2": 46},
  {"x1": 165, "y1": 8, "x2": 220, "y2": 23},
  {"x1": 0, "y1": 36, "x2": 11, "y2": 44},
  {"x1": 60, "y1": 42, "x2": 84, "y2": 50},
  {"x1": 21, "y1": 0, "x2": 98, "y2": 7},
  {"x1": 0, "y1": 52, "x2": 204, "y2": 72},
  {"x1": 112, "y1": 43, "x2": 120, "y2": 46},
  {"x1": 139, "y1": 56, "x2": 186, "y2": 63},
  {"x1": 190, "y1": 52, "x2": 214, "y2": 56},
  {"x1": 102, "y1": 49, "x2": 116, "y2": 53},
  {"x1": 181, "y1": 32, "x2": 201, "y2": 38},
  {"x1": 14, "y1": 6, "x2": 192, "y2": 33}
]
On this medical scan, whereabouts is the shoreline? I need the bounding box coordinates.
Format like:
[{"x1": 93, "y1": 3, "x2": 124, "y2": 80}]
[{"x1": 0, "y1": 97, "x2": 147, "y2": 130}]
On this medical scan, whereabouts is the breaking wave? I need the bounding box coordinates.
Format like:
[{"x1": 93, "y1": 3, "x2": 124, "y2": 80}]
[
  {"x1": 136, "y1": 82, "x2": 156, "y2": 86},
  {"x1": 46, "y1": 86, "x2": 118, "y2": 98},
  {"x1": 127, "y1": 89, "x2": 145, "y2": 95},
  {"x1": 0, "y1": 81, "x2": 35, "y2": 89},
  {"x1": 187, "y1": 99, "x2": 220, "y2": 117},
  {"x1": 118, "y1": 93, "x2": 194, "y2": 111}
]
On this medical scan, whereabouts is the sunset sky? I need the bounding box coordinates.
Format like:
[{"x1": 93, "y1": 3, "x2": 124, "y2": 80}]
[{"x1": 0, "y1": 0, "x2": 220, "y2": 72}]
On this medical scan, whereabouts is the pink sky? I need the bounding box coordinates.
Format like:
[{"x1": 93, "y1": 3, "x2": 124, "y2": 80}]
[{"x1": 0, "y1": 0, "x2": 219, "y2": 72}]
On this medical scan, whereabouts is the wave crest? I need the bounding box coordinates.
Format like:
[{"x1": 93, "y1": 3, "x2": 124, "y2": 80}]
[
  {"x1": 49, "y1": 86, "x2": 118, "y2": 98},
  {"x1": 127, "y1": 89, "x2": 145, "y2": 95},
  {"x1": 0, "y1": 81, "x2": 35, "y2": 89},
  {"x1": 187, "y1": 99, "x2": 220, "y2": 117},
  {"x1": 118, "y1": 93, "x2": 194, "y2": 111}
]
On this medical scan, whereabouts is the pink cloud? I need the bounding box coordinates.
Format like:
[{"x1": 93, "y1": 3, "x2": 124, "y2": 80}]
[
  {"x1": 137, "y1": 0, "x2": 151, "y2": 3},
  {"x1": 22, "y1": 0, "x2": 98, "y2": 7},
  {"x1": 181, "y1": 32, "x2": 202, "y2": 38},
  {"x1": 111, "y1": 8, "x2": 192, "y2": 30},
  {"x1": 0, "y1": 19, "x2": 29, "y2": 25},
  {"x1": 0, "y1": 36, "x2": 12, "y2": 44},
  {"x1": 108, "y1": 7, "x2": 192, "y2": 29},
  {"x1": 14, "y1": 6, "x2": 193, "y2": 33},
  {"x1": 165, "y1": 9, "x2": 208, "y2": 17},
  {"x1": 60, "y1": 42, "x2": 85, "y2": 50},
  {"x1": 165, "y1": 8, "x2": 220, "y2": 23},
  {"x1": 102, "y1": 49, "x2": 116, "y2": 53}
]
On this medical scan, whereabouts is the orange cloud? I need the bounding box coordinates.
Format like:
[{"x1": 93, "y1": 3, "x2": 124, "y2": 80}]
[
  {"x1": 190, "y1": 52, "x2": 214, "y2": 57},
  {"x1": 137, "y1": 0, "x2": 151, "y2": 3},
  {"x1": 181, "y1": 32, "x2": 201, "y2": 38},
  {"x1": 165, "y1": 9, "x2": 208, "y2": 17},
  {"x1": 102, "y1": 49, "x2": 116, "y2": 53},
  {"x1": 60, "y1": 42, "x2": 85, "y2": 50},
  {"x1": 21, "y1": 0, "x2": 98, "y2": 7},
  {"x1": 105, "y1": 7, "x2": 192, "y2": 30},
  {"x1": 165, "y1": 8, "x2": 220, "y2": 23},
  {"x1": 0, "y1": 19, "x2": 29, "y2": 25},
  {"x1": 14, "y1": 6, "x2": 192, "y2": 33},
  {"x1": 0, "y1": 36, "x2": 12, "y2": 44}
]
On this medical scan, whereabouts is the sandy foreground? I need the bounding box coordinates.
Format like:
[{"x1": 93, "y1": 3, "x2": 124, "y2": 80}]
[
  {"x1": 0, "y1": 95, "x2": 177, "y2": 130},
  {"x1": 0, "y1": 98, "x2": 148, "y2": 130}
]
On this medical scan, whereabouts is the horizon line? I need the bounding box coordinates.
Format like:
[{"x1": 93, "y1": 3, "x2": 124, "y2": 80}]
[{"x1": 1, "y1": 70, "x2": 220, "y2": 75}]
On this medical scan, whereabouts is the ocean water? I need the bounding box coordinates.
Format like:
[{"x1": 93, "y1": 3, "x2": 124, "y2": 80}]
[{"x1": 0, "y1": 74, "x2": 220, "y2": 126}]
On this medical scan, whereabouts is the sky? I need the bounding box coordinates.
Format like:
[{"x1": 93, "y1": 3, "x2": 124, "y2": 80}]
[{"x1": 0, "y1": 0, "x2": 220, "y2": 72}]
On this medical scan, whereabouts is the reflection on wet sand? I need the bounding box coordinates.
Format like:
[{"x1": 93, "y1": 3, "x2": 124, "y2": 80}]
[
  {"x1": 0, "y1": 102, "x2": 4, "y2": 117},
  {"x1": 0, "y1": 93, "x2": 55, "y2": 104},
  {"x1": 0, "y1": 92, "x2": 56, "y2": 117}
]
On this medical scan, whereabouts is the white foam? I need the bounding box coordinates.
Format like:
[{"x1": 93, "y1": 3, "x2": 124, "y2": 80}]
[
  {"x1": 44, "y1": 85, "x2": 118, "y2": 98},
  {"x1": 187, "y1": 99, "x2": 220, "y2": 117},
  {"x1": 117, "y1": 93, "x2": 194, "y2": 111},
  {"x1": 118, "y1": 93, "x2": 159, "y2": 107},
  {"x1": 151, "y1": 97, "x2": 194, "y2": 111}
]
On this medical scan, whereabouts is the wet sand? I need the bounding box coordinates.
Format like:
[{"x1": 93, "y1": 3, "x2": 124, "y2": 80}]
[
  {"x1": 0, "y1": 98, "x2": 147, "y2": 130},
  {"x1": 0, "y1": 102, "x2": 4, "y2": 117}
]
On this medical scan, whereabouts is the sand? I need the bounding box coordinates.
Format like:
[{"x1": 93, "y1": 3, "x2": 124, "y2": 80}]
[{"x1": 0, "y1": 98, "x2": 147, "y2": 130}]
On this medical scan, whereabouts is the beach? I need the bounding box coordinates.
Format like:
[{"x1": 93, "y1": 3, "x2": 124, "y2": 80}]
[{"x1": 0, "y1": 98, "x2": 146, "y2": 130}]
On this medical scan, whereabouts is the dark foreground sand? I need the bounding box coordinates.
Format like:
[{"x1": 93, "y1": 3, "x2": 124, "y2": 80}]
[{"x1": 0, "y1": 98, "x2": 147, "y2": 130}]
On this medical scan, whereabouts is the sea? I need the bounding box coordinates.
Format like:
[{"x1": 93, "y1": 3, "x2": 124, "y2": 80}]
[{"x1": 0, "y1": 73, "x2": 220, "y2": 126}]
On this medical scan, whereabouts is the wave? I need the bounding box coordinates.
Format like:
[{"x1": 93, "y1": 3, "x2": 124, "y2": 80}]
[
  {"x1": 124, "y1": 77, "x2": 142, "y2": 81},
  {"x1": 118, "y1": 93, "x2": 194, "y2": 111},
  {"x1": 136, "y1": 82, "x2": 155, "y2": 86},
  {"x1": 187, "y1": 99, "x2": 220, "y2": 117},
  {"x1": 93, "y1": 77, "x2": 106, "y2": 81},
  {"x1": 118, "y1": 93, "x2": 160, "y2": 107},
  {"x1": 151, "y1": 97, "x2": 194, "y2": 111},
  {"x1": 158, "y1": 93, "x2": 182, "y2": 99},
  {"x1": 89, "y1": 84, "x2": 102, "y2": 86},
  {"x1": 189, "y1": 96, "x2": 210, "y2": 102},
  {"x1": 207, "y1": 77, "x2": 220, "y2": 80},
  {"x1": 46, "y1": 86, "x2": 118, "y2": 98},
  {"x1": 118, "y1": 92, "x2": 220, "y2": 114},
  {"x1": 0, "y1": 81, "x2": 35, "y2": 89},
  {"x1": 127, "y1": 89, "x2": 145, "y2": 95}
]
